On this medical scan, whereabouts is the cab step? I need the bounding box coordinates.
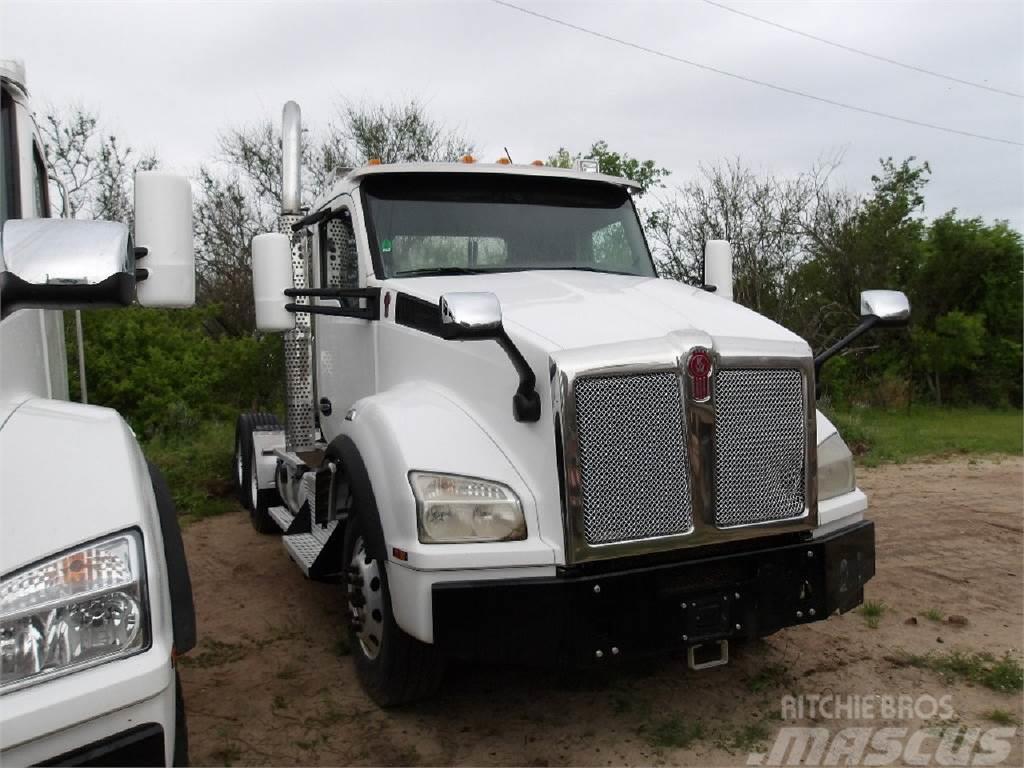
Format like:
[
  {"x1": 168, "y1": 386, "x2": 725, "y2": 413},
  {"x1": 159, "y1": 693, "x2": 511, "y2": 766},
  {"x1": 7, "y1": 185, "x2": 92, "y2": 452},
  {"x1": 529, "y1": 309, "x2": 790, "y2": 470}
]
[
  {"x1": 269, "y1": 505, "x2": 294, "y2": 532},
  {"x1": 282, "y1": 520, "x2": 342, "y2": 579}
]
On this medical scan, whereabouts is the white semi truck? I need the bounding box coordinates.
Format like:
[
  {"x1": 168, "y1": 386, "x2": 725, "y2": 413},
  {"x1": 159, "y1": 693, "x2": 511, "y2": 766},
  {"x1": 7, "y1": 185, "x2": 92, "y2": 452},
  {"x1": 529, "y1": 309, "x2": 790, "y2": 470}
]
[
  {"x1": 0, "y1": 61, "x2": 196, "y2": 765},
  {"x1": 235, "y1": 101, "x2": 910, "y2": 706}
]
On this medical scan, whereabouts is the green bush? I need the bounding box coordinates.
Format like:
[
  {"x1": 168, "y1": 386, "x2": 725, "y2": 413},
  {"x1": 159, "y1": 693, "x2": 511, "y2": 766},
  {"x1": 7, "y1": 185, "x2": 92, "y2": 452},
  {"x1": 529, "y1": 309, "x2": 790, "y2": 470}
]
[{"x1": 66, "y1": 305, "x2": 283, "y2": 438}]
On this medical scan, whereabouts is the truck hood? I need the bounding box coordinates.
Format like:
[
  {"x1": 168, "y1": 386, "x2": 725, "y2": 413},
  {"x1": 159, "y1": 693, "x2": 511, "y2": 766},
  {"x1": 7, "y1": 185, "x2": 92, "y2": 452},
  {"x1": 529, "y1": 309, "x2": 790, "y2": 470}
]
[
  {"x1": 386, "y1": 271, "x2": 810, "y2": 357},
  {"x1": 0, "y1": 398, "x2": 154, "y2": 575}
]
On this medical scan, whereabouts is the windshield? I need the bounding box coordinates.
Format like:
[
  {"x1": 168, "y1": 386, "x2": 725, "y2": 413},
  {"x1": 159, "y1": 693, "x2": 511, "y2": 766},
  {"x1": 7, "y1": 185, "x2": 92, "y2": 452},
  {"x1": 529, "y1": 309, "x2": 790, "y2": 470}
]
[{"x1": 362, "y1": 173, "x2": 657, "y2": 279}]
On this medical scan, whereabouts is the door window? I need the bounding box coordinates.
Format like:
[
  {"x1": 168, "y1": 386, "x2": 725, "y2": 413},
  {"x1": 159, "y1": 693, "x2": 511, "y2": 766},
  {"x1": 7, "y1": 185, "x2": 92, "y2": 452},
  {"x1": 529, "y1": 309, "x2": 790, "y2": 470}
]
[{"x1": 31, "y1": 145, "x2": 48, "y2": 218}]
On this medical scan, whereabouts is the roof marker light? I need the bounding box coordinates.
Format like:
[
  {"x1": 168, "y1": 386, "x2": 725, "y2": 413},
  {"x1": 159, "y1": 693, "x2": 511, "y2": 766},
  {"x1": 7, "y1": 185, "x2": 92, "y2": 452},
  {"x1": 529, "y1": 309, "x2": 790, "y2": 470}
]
[
  {"x1": 496, "y1": 157, "x2": 511, "y2": 165},
  {"x1": 367, "y1": 158, "x2": 382, "y2": 166},
  {"x1": 461, "y1": 154, "x2": 476, "y2": 164},
  {"x1": 531, "y1": 160, "x2": 544, "y2": 166}
]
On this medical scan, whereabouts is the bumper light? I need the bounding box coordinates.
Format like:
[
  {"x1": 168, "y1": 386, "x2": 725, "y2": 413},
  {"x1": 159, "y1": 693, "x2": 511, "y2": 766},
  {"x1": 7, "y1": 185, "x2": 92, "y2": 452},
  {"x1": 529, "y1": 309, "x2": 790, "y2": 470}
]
[
  {"x1": 410, "y1": 472, "x2": 526, "y2": 543},
  {"x1": 0, "y1": 531, "x2": 148, "y2": 693},
  {"x1": 817, "y1": 432, "x2": 856, "y2": 501}
]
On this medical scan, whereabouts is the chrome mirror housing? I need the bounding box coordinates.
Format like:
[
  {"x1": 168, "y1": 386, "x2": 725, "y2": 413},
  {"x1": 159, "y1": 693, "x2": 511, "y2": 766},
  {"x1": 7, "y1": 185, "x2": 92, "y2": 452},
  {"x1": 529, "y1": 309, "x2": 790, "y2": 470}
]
[
  {"x1": 439, "y1": 292, "x2": 503, "y2": 339},
  {"x1": 860, "y1": 290, "x2": 910, "y2": 327},
  {"x1": 0, "y1": 218, "x2": 135, "y2": 317}
]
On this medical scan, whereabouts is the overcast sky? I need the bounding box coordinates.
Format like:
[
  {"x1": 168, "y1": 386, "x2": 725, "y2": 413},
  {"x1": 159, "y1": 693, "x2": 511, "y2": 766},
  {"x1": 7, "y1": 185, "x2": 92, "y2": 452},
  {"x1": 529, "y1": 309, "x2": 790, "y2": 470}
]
[{"x1": 3, "y1": 0, "x2": 1022, "y2": 229}]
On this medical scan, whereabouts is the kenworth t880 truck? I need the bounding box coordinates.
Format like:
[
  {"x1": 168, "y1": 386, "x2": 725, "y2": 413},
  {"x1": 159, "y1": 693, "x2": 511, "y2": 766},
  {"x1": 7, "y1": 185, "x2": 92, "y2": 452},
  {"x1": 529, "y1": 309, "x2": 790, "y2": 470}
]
[
  {"x1": 1, "y1": 60, "x2": 196, "y2": 765},
  {"x1": 234, "y1": 101, "x2": 909, "y2": 706}
]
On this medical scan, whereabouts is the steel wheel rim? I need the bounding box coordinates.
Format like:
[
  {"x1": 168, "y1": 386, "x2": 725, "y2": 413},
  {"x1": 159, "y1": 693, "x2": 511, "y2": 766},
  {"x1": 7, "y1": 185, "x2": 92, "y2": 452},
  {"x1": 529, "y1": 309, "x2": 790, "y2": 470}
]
[
  {"x1": 235, "y1": 439, "x2": 243, "y2": 487},
  {"x1": 249, "y1": 451, "x2": 259, "y2": 509},
  {"x1": 348, "y1": 536, "x2": 384, "y2": 660}
]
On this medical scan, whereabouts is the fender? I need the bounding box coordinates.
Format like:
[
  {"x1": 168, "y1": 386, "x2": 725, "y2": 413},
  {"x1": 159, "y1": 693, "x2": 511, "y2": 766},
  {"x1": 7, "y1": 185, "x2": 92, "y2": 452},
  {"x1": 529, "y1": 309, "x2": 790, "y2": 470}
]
[
  {"x1": 335, "y1": 382, "x2": 555, "y2": 572},
  {"x1": 146, "y1": 462, "x2": 196, "y2": 654}
]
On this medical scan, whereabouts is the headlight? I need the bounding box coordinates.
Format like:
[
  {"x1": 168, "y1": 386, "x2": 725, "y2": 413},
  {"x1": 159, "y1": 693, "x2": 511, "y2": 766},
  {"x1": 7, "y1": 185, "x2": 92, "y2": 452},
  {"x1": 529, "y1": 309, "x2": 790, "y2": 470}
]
[
  {"x1": 410, "y1": 472, "x2": 526, "y2": 544},
  {"x1": 0, "y1": 531, "x2": 148, "y2": 693},
  {"x1": 818, "y1": 432, "x2": 855, "y2": 501}
]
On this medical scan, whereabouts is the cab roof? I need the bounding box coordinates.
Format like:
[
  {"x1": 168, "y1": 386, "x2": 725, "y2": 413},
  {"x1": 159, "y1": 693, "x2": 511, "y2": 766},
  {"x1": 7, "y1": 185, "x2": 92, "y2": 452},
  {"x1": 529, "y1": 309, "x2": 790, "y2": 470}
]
[{"x1": 314, "y1": 161, "x2": 641, "y2": 211}]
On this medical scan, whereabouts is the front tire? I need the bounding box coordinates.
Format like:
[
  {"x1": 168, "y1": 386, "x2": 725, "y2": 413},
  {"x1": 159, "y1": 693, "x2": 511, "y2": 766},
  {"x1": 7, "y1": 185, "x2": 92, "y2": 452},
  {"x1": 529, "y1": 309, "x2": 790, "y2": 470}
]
[{"x1": 343, "y1": 514, "x2": 444, "y2": 707}]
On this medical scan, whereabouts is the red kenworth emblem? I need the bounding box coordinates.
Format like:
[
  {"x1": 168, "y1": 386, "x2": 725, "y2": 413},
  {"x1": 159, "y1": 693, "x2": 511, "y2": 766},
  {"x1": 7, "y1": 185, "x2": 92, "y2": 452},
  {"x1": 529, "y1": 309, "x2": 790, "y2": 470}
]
[{"x1": 687, "y1": 348, "x2": 712, "y2": 401}]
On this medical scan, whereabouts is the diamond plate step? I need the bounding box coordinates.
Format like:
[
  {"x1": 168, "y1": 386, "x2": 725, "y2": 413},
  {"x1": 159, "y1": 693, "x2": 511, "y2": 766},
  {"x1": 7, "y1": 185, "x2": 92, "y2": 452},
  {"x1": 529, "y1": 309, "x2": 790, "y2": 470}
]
[
  {"x1": 269, "y1": 505, "x2": 294, "y2": 533},
  {"x1": 283, "y1": 533, "x2": 322, "y2": 577},
  {"x1": 310, "y1": 520, "x2": 338, "y2": 546}
]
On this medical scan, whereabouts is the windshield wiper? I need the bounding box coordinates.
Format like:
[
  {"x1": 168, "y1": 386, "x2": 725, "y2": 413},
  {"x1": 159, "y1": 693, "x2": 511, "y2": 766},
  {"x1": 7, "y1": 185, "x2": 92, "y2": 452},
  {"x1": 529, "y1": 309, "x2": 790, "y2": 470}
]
[{"x1": 392, "y1": 266, "x2": 491, "y2": 277}]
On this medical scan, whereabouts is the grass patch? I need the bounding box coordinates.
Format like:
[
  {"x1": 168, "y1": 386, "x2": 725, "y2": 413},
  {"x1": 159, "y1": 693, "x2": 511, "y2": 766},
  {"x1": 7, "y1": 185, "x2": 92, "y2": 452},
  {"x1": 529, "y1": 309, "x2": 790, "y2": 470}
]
[
  {"x1": 143, "y1": 419, "x2": 238, "y2": 525},
  {"x1": 747, "y1": 663, "x2": 789, "y2": 693},
  {"x1": 826, "y1": 407, "x2": 1022, "y2": 466},
  {"x1": 858, "y1": 599, "x2": 887, "y2": 629},
  {"x1": 722, "y1": 723, "x2": 771, "y2": 752},
  {"x1": 888, "y1": 650, "x2": 1024, "y2": 692},
  {"x1": 646, "y1": 716, "x2": 704, "y2": 749},
  {"x1": 922, "y1": 608, "x2": 944, "y2": 622},
  {"x1": 982, "y1": 708, "x2": 1020, "y2": 726},
  {"x1": 178, "y1": 638, "x2": 248, "y2": 668}
]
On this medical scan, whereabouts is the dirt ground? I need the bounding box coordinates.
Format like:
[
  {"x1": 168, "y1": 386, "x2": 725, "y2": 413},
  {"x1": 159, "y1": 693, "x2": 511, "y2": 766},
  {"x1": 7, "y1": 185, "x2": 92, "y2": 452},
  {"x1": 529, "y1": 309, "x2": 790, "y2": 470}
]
[{"x1": 179, "y1": 458, "x2": 1024, "y2": 767}]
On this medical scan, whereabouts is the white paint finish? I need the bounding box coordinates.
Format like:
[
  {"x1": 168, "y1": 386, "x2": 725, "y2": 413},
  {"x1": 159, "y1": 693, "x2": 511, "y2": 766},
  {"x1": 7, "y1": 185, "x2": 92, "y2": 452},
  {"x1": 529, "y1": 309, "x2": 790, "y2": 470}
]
[
  {"x1": 386, "y1": 561, "x2": 556, "y2": 643},
  {"x1": 814, "y1": 488, "x2": 868, "y2": 532},
  {"x1": 252, "y1": 428, "x2": 285, "y2": 489},
  {"x1": 134, "y1": 172, "x2": 195, "y2": 308},
  {"x1": 816, "y1": 409, "x2": 838, "y2": 443},
  {"x1": 314, "y1": 195, "x2": 376, "y2": 437},
  {"x1": 383, "y1": 270, "x2": 808, "y2": 355},
  {"x1": 0, "y1": 657, "x2": 176, "y2": 764},
  {"x1": 341, "y1": 383, "x2": 556, "y2": 572},
  {"x1": 252, "y1": 233, "x2": 295, "y2": 331},
  {"x1": 0, "y1": 309, "x2": 54, "y2": 410}
]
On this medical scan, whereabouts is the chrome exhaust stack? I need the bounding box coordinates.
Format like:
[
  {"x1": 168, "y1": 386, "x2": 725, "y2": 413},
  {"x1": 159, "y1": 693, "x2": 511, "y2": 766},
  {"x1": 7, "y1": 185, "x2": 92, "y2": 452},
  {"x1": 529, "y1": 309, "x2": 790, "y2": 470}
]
[
  {"x1": 277, "y1": 101, "x2": 315, "y2": 452},
  {"x1": 281, "y1": 101, "x2": 302, "y2": 215}
]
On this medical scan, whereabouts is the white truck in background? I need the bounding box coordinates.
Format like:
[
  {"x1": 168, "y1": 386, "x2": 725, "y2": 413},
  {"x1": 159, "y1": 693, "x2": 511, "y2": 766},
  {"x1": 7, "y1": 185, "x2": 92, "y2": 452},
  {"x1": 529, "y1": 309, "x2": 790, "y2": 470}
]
[
  {"x1": 0, "y1": 60, "x2": 197, "y2": 766},
  {"x1": 235, "y1": 101, "x2": 910, "y2": 706}
]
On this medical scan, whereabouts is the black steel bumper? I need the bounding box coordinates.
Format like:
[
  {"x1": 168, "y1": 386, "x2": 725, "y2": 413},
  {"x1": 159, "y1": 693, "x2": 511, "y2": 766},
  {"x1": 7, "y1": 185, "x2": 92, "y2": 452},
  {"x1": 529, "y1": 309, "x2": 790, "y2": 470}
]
[
  {"x1": 433, "y1": 520, "x2": 874, "y2": 663},
  {"x1": 35, "y1": 724, "x2": 164, "y2": 767}
]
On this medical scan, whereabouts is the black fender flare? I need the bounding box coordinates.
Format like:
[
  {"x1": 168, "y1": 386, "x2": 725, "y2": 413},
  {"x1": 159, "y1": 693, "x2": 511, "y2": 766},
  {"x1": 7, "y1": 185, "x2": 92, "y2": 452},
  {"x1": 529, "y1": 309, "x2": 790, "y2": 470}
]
[
  {"x1": 325, "y1": 435, "x2": 388, "y2": 562},
  {"x1": 147, "y1": 462, "x2": 197, "y2": 654}
]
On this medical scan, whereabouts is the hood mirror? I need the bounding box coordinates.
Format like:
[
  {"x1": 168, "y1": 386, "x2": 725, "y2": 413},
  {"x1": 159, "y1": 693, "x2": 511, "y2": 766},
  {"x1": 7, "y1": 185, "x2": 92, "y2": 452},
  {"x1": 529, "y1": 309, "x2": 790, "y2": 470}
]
[
  {"x1": 860, "y1": 289, "x2": 910, "y2": 327},
  {"x1": 438, "y1": 291, "x2": 540, "y2": 423},
  {"x1": 439, "y1": 292, "x2": 503, "y2": 339},
  {"x1": 0, "y1": 218, "x2": 136, "y2": 317}
]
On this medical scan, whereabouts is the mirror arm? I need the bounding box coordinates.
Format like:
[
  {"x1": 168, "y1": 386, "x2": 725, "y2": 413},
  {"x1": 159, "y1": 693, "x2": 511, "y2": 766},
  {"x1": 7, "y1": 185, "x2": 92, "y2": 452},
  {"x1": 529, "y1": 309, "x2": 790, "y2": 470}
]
[
  {"x1": 813, "y1": 315, "x2": 879, "y2": 379},
  {"x1": 495, "y1": 330, "x2": 542, "y2": 423}
]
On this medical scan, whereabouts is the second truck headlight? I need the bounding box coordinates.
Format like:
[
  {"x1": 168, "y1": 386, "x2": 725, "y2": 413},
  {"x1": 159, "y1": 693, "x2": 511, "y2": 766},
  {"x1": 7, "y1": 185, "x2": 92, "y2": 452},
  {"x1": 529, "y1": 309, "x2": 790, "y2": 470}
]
[
  {"x1": 0, "y1": 531, "x2": 148, "y2": 693},
  {"x1": 410, "y1": 472, "x2": 526, "y2": 543},
  {"x1": 817, "y1": 432, "x2": 856, "y2": 501}
]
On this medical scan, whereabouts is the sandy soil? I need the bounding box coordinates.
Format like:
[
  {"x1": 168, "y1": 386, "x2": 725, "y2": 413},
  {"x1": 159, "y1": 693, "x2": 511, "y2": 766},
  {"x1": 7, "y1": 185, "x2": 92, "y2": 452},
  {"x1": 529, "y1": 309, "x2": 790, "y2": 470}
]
[{"x1": 179, "y1": 458, "x2": 1024, "y2": 766}]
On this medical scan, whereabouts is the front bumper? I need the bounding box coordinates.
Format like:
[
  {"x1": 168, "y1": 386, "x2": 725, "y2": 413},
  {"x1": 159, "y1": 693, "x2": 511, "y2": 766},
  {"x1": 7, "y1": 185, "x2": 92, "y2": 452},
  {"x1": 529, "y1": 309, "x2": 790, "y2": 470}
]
[{"x1": 432, "y1": 520, "x2": 874, "y2": 663}]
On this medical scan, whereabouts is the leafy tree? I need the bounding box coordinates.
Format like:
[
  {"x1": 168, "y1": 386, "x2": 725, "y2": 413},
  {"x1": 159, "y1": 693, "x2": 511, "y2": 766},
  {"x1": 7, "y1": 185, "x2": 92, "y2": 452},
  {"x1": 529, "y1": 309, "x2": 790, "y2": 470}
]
[{"x1": 549, "y1": 140, "x2": 669, "y2": 196}]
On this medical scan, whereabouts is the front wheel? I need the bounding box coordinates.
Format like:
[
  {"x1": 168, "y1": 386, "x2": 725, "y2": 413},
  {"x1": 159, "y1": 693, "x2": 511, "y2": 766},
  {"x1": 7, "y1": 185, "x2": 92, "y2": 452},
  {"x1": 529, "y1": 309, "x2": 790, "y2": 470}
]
[
  {"x1": 233, "y1": 412, "x2": 281, "y2": 533},
  {"x1": 344, "y1": 514, "x2": 444, "y2": 707}
]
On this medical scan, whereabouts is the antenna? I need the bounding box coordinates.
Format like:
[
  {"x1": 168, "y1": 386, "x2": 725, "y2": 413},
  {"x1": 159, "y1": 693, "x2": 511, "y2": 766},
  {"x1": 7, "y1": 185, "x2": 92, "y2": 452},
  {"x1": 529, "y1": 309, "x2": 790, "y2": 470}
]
[{"x1": 504, "y1": 147, "x2": 513, "y2": 163}]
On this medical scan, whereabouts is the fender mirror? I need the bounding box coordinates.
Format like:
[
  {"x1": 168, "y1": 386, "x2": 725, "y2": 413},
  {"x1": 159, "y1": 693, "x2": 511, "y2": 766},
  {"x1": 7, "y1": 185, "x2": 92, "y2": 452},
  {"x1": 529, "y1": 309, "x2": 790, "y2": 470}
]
[
  {"x1": 438, "y1": 291, "x2": 540, "y2": 423},
  {"x1": 134, "y1": 172, "x2": 195, "y2": 308},
  {"x1": 252, "y1": 232, "x2": 296, "y2": 332},
  {"x1": 814, "y1": 289, "x2": 911, "y2": 383},
  {"x1": 0, "y1": 218, "x2": 136, "y2": 317}
]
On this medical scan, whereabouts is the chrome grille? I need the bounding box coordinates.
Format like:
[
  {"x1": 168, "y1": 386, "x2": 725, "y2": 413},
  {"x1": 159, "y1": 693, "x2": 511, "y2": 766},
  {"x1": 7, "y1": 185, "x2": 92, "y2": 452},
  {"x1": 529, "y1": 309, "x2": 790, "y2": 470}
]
[
  {"x1": 574, "y1": 373, "x2": 692, "y2": 545},
  {"x1": 713, "y1": 369, "x2": 806, "y2": 527}
]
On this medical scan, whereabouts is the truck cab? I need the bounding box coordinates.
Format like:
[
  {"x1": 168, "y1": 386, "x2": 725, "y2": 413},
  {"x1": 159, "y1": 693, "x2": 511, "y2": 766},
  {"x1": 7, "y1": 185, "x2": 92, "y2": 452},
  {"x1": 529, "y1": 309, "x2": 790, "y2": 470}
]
[
  {"x1": 0, "y1": 60, "x2": 196, "y2": 766},
  {"x1": 239, "y1": 101, "x2": 909, "y2": 706}
]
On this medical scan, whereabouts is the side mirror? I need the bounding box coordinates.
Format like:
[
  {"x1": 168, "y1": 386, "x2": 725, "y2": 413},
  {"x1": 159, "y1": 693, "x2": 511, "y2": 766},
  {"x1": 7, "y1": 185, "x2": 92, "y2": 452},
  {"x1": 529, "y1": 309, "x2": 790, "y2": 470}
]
[
  {"x1": 814, "y1": 289, "x2": 911, "y2": 382},
  {"x1": 252, "y1": 233, "x2": 295, "y2": 332},
  {"x1": 703, "y1": 240, "x2": 733, "y2": 301},
  {"x1": 438, "y1": 291, "x2": 540, "y2": 422},
  {"x1": 439, "y1": 292, "x2": 503, "y2": 339},
  {"x1": 0, "y1": 218, "x2": 136, "y2": 317},
  {"x1": 860, "y1": 289, "x2": 910, "y2": 327},
  {"x1": 134, "y1": 172, "x2": 195, "y2": 308}
]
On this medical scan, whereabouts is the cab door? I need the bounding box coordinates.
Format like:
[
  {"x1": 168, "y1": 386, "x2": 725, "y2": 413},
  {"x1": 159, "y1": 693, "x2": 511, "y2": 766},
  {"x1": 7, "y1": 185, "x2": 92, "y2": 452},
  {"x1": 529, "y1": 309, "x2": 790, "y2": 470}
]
[{"x1": 312, "y1": 195, "x2": 376, "y2": 442}]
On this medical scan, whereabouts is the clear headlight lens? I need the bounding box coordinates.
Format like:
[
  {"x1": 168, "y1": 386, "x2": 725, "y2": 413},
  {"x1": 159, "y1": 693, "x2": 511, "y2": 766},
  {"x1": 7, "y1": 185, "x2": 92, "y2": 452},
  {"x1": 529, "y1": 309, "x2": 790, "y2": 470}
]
[
  {"x1": 818, "y1": 432, "x2": 856, "y2": 502},
  {"x1": 0, "y1": 531, "x2": 148, "y2": 693},
  {"x1": 410, "y1": 472, "x2": 526, "y2": 544}
]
